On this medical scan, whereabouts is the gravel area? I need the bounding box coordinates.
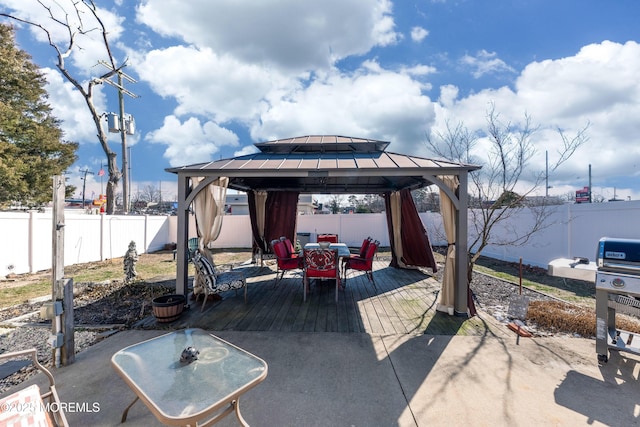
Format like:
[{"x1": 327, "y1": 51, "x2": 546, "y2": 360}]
[
  {"x1": 0, "y1": 327, "x2": 99, "y2": 393},
  {"x1": 0, "y1": 280, "x2": 174, "y2": 394},
  {"x1": 468, "y1": 270, "x2": 559, "y2": 335}
]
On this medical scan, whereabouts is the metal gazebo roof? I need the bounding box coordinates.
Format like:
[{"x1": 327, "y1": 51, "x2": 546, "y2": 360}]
[
  {"x1": 166, "y1": 135, "x2": 479, "y2": 194},
  {"x1": 167, "y1": 135, "x2": 480, "y2": 316}
]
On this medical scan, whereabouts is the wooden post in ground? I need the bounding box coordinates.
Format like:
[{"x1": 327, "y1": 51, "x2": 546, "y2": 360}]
[
  {"x1": 52, "y1": 176, "x2": 64, "y2": 301},
  {"x1": 52, "y1": 176, "x2": 74, "y2": 366}
]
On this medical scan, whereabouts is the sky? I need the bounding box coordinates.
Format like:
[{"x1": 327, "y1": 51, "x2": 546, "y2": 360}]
[{"x1": 1, "y1": 0, "x2": 640, "y2": 204}]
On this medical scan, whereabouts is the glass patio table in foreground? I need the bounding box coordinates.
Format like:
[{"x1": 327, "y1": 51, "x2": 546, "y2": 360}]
[{"x1": 111, "y1": 328, "x2": 268, "y2": 426}]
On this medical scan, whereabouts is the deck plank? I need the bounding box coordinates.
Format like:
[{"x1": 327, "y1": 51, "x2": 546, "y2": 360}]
[{"x1": 161, "y1": 259, "x2": 502, "y2": 337}]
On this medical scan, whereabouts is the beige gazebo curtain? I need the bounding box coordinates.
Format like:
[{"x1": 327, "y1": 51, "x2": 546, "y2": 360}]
[
  {"x1": 389, "y1": 191, "x2": 406, "y2": 268},
  {"x1": 436, "y1": 175, "x2": 458, "y2": 315},
  {"x1": 192, "y1": 177, "x2": 228, "y2": 295},
  {"x1": 193, "y1": 176, "x2": 229, "y2": 258},
  {"x1": 255, "y1": 190, "x2": 267, "y2": 250},
  {"x1": 248, "y1": 190, "x2": 268, "y2": 256}
]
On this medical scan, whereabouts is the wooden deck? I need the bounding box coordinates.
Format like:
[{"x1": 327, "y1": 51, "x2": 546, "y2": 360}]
[{"x1": 146, "y1": 258, "x2": 505, "y2": 336}]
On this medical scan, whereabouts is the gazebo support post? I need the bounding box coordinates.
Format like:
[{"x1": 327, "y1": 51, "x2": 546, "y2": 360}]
[
  {"x1": 175, "y1": 173, "x2": 190, "y2": 296},
  {"x1": 454, "y1": 171, "x2": 469, "y2": 316}
]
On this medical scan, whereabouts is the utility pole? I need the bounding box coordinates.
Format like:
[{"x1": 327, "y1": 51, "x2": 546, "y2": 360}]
[
  {"x1": 95, "y1": 61, "x2": 138, "y2": 214},
  {"x1": 117, "y1": 71, "x2": 128, "y2": 213},
  {"x1": 545, "y1": 150, "x2": 549, "y2": 197},
  {"x1": 128, "y1": 146, "x2": 132, "y2": 211},
  {"x1": 80, "y1": 169, "x2": 94, "y2": 209},
  {"x1": 589, "y1": 163, "x2": 596, "y2": 203}
]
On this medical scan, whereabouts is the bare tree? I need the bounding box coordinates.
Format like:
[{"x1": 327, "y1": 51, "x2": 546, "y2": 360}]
[
  {"x1": 327, "y1": 195, "x2": 344, "y2": 214},
  {"x1": 2, "y1": 1, "x2": 126, "y2": 214},
  {"x1": 139, "y1": 184, "x2": 162, "y2": 203},
  {"x1": 426, "y1": 103, "x2": 590, "y2": 280}
]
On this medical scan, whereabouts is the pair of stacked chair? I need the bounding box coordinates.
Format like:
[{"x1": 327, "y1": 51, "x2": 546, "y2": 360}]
[
  {"x1": 342, "y1": 237, "x2": 379, "y2": 287},
  {"x1": 271, "y1": 237, "x2": 302, "y2": 285}
]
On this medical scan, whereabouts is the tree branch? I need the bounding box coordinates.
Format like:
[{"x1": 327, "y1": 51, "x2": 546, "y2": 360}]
[{"x1": 551, "y1": 121, "x2": 591, "y2": 171}]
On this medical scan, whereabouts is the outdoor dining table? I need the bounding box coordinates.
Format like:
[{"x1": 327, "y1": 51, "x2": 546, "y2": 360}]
[
  {"x1": 111, "y1": 328, "x2": 268, "y2": 426},
  {"x1": 303, "y1": 242, "x2": 351, "y2": 257}
]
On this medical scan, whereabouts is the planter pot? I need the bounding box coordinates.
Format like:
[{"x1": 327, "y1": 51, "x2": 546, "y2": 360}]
[{"x1": 152, "y1": 294, "x2": 186, "y2": 323}]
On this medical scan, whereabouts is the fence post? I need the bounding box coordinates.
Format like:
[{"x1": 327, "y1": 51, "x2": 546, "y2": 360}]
[
  {"x1": 144, "y1": 214, "x2": 149, "y2": 253},
  {"x1": 100, "y1": 212, "x2": 105, "y2": 261},
  {"x1": 28, "y1": 211, "x2": 35, "y2": 273}
]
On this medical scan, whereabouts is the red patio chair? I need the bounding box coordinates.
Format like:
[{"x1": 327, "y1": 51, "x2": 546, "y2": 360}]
[
  {"x1": 303, "y1": 248, "x2": 341, "y2": 302},
  {"x1": 272, "y1": 239, "x2": 302, "y2": 285},
  {"x1": 343, "y1": 239, "x2": 379, "y2": 287},
  {"x1": 317, "y1": 234, "x2": 338, "y2": 243},
  {"x1": 280, "y1": 236, "x2": 297, "y2": 257},
  {"x1": 354, "y1": 236, "x2": 372, "y2": 256},
  {"x1": 341, "y1": 236, "x2": 372, "y2": 272}
]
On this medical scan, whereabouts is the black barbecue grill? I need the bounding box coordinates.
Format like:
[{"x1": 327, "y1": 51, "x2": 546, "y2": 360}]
[
  {"x1": 548, "y1": 237, "x2": 640, "y2": 363},
  {"x1": 594, "y1": 237, "x2": 640, "y2": 363}
]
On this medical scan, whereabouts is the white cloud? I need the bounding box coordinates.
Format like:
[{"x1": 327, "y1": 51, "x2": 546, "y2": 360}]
[
  {"x1": 411, "y1": 26, "x2": 429, "y2": 42},
  {"x1": 402, "y1": 64, "x2": 437, "y2": 77},
  {"x1": 136, "y1": 0, "x2": 400, "y2": 72},
  {"x1": 250, "y1": 61, "x2": 435, "y2": 155},
  {"x1": 133, "y1": 45, "x2": 294, "y2": 123},
  {"x1": 460, "y1": 50, "x2": 516, "y2": 78},
  {"x1": 234, "y1": 145, "x2": 259, "y2": 157},
  {"x1": 145, "y1": 115, "x2": 239, "y2": 166}
]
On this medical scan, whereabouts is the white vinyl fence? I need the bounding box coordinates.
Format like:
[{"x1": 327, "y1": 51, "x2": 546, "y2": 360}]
[
  {"x1": 478, "y1": 200, "x2": 640, "y2": 267},
  {"x1": 0, "y1": 211, "x2": 171, "y2": 276},
  {"x1": 2, "y1": 200, "x2": 639, "y2": 276}
]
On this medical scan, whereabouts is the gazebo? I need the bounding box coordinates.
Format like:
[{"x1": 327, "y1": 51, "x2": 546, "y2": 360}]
[{"x1": 166, "y1": 135, "x2": 480, "y2": 316}]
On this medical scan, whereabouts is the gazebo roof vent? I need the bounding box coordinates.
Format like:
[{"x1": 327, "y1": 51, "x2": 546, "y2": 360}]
[{"x1": 254, "y1": 135, "x2": 389, "y2": 154}]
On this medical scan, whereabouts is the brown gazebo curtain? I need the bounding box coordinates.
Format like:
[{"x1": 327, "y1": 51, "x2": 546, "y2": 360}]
[
  {"x1": 264, "y1": 191, "x2": 300, "y2": 244},
  {"x1": 384, "y1": 189, "x2": 438, "y2": 271},
  {"x1": 249, "y1": 190, "x2": 300, "y2": 256}
]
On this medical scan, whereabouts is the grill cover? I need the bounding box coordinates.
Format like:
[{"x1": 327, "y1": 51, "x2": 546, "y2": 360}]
[{"x1": 597, "y1": 237, "x2": 640, "y2": 271}]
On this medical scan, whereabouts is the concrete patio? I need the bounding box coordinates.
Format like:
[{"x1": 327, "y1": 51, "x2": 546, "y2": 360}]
[
  {"x1": 5, "y1": 259, "x2": 640, "y2": 426},
  {"x1": 13, "y1": 329, "x2": 640, "y2": 426}
]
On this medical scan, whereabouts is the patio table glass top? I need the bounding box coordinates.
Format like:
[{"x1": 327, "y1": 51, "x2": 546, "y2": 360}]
[{"x1": 111, "y1": 328, "x2": 267, "y2": 425}]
